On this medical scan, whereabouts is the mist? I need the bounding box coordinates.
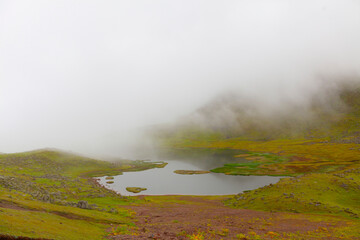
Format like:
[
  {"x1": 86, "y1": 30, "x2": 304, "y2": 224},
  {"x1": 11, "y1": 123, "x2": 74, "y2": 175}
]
[{"x1": 1, "y1": 0, "x2": 359, "y2": 158}]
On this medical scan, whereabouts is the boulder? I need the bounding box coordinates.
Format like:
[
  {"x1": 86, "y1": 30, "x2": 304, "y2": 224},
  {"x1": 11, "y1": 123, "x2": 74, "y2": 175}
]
[{"x1": 77, "y1": 200, "x2": 89, "y2": 209}]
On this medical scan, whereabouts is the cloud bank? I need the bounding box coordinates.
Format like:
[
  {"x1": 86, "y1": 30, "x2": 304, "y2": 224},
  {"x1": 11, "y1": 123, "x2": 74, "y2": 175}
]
[{"x1": 0, "y1": 0, "x2": 359, "y2": 157}]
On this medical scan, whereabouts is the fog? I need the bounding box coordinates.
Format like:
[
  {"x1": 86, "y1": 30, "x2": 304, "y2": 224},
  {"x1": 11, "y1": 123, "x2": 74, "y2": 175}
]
[{"x1": 0, "y1": 0, "x2": 359, "y2": 158}]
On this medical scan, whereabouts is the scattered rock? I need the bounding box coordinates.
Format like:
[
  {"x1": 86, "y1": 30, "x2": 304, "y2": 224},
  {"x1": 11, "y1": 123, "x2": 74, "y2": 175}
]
[
  {"x1": 41, "y1": 195, "x2": 51, "y2": 202},
  {"x1": 89, "y1": 204, "x2": 98, "y2": 210},
  {"x1": 77, "y1": 200, "x2": 89, "y2": 209},
  {"x1": 109, "y1": 208, "x2": 118, "y2": 214}
]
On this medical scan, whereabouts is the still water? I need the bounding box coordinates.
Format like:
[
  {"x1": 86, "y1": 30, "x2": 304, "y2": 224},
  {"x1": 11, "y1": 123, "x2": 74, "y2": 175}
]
[{"x1": 98, "y1": 149, "x2": 282, "y2": 196}]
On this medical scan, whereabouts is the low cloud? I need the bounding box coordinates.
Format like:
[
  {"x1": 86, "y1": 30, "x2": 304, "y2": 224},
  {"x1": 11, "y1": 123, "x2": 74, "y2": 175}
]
[{"x1": 0, "y1": 0, "x2": 359, "y2": 158}]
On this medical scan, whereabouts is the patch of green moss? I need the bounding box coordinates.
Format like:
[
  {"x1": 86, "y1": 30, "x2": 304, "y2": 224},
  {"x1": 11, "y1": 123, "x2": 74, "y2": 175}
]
[
  {"x1": 126, "y1": 187, "x2": 147, "y2": 193},
  {"x1": 0, "y1": 150, "x2": 165, "y2": 239},
  {"x1": 225, "y1": 168, "x2": 360, "y2": 220},
  {"x1": 173, "y1": 170, "x2": 210, "y2": 175}
]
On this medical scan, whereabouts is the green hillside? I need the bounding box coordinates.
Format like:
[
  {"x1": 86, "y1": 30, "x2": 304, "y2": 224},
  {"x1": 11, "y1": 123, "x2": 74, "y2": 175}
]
[
  {"x1": 154, "y1": 85, "x2": 360, "y2": 176},
  {"x1": 0, "y1": 150, "x2": 165, "y2": 239},
  {"x1": 159, "y1": 85, "x2": 359, "y2": 141},
  {"x1": 150, "y1": 84, "x2": 360, "y2": 238},
  {"x1": 1, "y1": 85, "x2": 359, "y2": 239}
]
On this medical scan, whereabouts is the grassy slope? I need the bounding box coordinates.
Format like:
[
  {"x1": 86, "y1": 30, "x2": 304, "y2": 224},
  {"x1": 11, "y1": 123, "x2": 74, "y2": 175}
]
[
  {"x1": 0, "y1": 150, "x2": 166, "y2": 239},
  {"x1": 154, "y1": 87, "x2": 360, "y2": 238},
  {"x1": 159, "y1": 87, "x2": 360, "y2": 176},
  {"x1": 1, "y1": 87, "x2": 359, "y2": 239}
]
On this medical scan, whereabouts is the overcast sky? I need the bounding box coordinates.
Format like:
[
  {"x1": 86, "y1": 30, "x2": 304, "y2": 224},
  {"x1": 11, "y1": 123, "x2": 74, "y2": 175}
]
[{"x1": 0, "y1": 0, "x2": 359, "y2": 157}]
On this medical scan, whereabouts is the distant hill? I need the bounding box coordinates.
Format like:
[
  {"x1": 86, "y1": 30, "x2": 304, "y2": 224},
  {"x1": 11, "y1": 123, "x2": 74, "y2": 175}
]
[{"x1": 151, "y1": 80, "x2": 360, "y2": 143}]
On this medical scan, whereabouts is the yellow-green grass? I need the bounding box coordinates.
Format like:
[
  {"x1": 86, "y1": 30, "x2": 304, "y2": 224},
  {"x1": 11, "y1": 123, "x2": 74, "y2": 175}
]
[
  {"x1": 164, "y1": 138, "x2": 360, "y2": 220},
  {"x1": 0, "y1": 187, "x2": 134, "y2": 240},
  {"x1": 128, "y1": 195, "x2": 231, "y2": 207},
  {"x1": 173, "y1": 170, "x2": 210, "y2": 175},
  {"x1": 0, "y1": 208, "x2": 109, "y2": 240},
  {"x1": 211, "y1": 152, "x2": 290, "y2": 176},
  {"x1": 157, "y1": 135, "x2": 360, "y2": 238},
  {"x1": 147, "y1": 87, "x2": 360, "y2": 238},
  {"x1": 225, "y1": 168, "x2": 360, "y2": 219},
  {"x1": 163, "y1": 138, "x2": 360, "y2": 176},
  {"x1": 0, "y1": 149, "x2": 166, "y2": 178},
  {"x1": 230, "y1": 214, "x2": 359, "y2": 240},
  {"x1": 0, "y1": 149, "x2": 166, "y2": 239},
  {"x1": 157, "y1": 87, "x2": 360, "y2": 176},
  {"x1": 126, "y1": 187, "x2": 147, "y2": 193}
]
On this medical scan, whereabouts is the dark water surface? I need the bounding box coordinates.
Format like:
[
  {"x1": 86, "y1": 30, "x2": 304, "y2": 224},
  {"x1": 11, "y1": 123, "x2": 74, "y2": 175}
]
[{"x1": 99, "y1": 149, "x2": 282, "y2": 196}]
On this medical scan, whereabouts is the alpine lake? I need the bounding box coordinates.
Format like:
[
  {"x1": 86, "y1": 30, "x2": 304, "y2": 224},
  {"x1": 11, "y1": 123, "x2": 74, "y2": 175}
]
[{"x1": 98, "y1": 149, "x2": 282, "y2": 196}]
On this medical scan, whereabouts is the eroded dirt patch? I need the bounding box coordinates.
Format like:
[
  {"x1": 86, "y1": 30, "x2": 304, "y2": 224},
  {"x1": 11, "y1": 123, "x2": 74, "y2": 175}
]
[
  {"x1": 0, "y1": 199, "x2": 121, "y2": 224},
  {"x1": 111, "y1": 196, "x2": 344, "y2": 240},
  {"x1": 0, "y1": 200, "x2": 36, "y2": 211},
  {"x1": 0, "y1": 234, "x2": 51, "y2": 240}
]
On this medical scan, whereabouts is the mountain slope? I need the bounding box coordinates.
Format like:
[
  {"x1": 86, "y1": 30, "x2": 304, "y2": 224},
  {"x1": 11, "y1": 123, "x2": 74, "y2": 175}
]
[
  {"x1": 150, "y1": 82, "x2": 360, "y2": 177},
  {"x1": 153, "y1": 81, "x2": 360, "y2": 143},
  {"x1": 0, "y1": 150, "x2": 165, "y2": 239}
]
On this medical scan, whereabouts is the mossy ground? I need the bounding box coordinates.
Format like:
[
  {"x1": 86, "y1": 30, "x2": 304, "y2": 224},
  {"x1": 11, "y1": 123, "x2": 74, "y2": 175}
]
[
  {"x1": 226, "y1": 168, "x2": 360, "y2": 219},
  {"x1": 156, "y1": 112, "x2": 360, "y2": 238},
  {"x1": 2, "y1": 121, "x2": 360, "y2": 239},
  {"x1": 1, "y1": 147, "x2": 359, "y2": 239},
  {"x1": 0, "y1": 150, "x2": 166, "y2": 239},
  {"x1": 118, "y1": 195, "x2": 360, "y2": 240},
  {"x1": 156, "y1": 129, "x2": 360, "y2": 229},
  {"x1": 126, "y1": 187, "x2": 147, "y2": 193},
  {"x1": 174, "y1": 170, "x2": 210, "y2": 175},
  {"x1": 164, "y1": 138, "x2": 360, "y2": 176}
]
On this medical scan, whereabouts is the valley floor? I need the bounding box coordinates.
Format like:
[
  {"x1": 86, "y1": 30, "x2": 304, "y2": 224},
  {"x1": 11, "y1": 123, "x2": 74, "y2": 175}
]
[
  {"x1": 115, "y1": 195, "x2": 358, "y2": 240},
  {"x1": 0, "y1": 148, "x2": 359, "y2": 239}
]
